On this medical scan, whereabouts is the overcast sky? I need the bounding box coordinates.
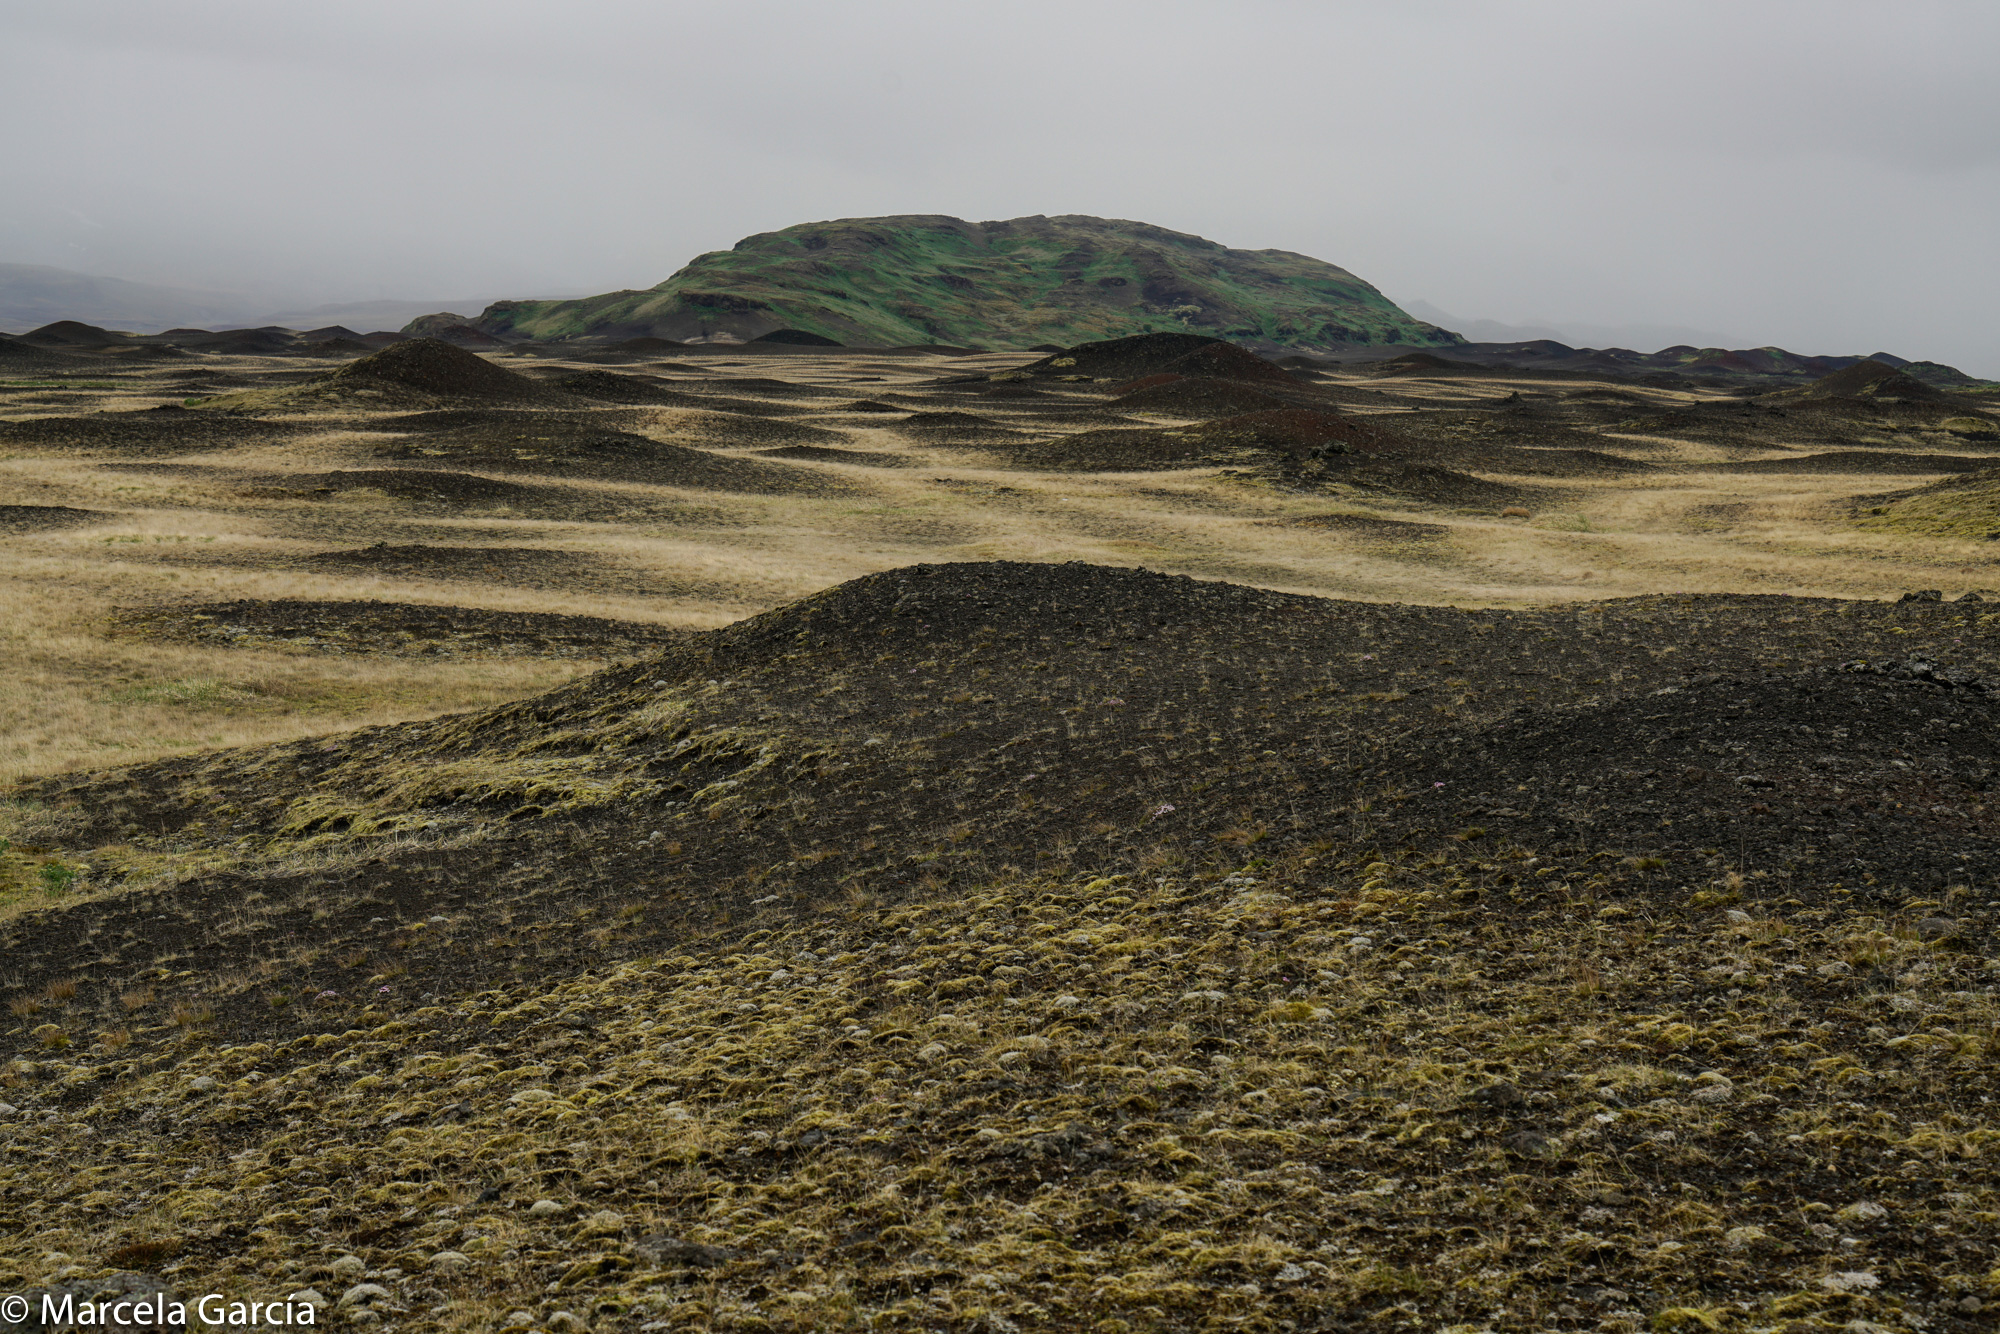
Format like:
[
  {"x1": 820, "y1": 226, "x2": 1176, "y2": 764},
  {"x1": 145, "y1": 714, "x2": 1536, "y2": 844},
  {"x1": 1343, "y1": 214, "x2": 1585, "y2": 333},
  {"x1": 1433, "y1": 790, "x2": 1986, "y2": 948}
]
[{"x1": 3, "y1": 1, "x2": 1996, "y2": 369}]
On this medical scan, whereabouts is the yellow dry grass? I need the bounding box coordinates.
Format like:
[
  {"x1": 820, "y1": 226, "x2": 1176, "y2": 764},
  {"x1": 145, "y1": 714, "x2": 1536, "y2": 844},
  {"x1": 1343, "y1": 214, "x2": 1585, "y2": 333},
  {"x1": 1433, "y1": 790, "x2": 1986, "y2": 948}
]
[{"x1": 3, "y1": 349, "x2": 1992, "y2": 781}]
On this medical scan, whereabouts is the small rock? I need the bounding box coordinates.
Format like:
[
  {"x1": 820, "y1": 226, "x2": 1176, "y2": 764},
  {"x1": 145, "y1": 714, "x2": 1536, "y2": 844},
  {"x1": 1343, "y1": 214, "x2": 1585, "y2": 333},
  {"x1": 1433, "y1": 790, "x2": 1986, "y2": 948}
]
[
  {"x1": 187, "y1": 1076, "x2": 217, "y2": 1092},
  {"x1": 1690, "y1": 1075, "x2": 1735, "y2": 1104},
  {"x1": 427, "y1": 1251, "x2": 471, "y2": 1272},
  {"x1": 1899, "y1": 589, "x2": 1943, "y2": 603},
  {"x1": 547, "y1": 1313, "x2": 588, "y2": 1334},
  {"x1": 1915, "y1": 916, "x2": 1957, "y2": 941},
  {"x1": 631, "y1": 1234, "x2": 744, "y2": 1268},
  {"x1": 527, "y1": 1198, "x2": 566, "y2": 1217},
  {"x1": 0, "y1": 1104, "x2": 15, "y2": 1117},
  {"x1": 290, "y1": 1288, "x2": 329, "y2": 1306},
  {"x1": 1817, "y1": 1270, "x2": 1879, "y2": 1292},
  {"x1": 339, "y1": 1282, "x2": 392, "y2": 1307},
  {"x1": 329, "y1": 1255, "x2": 367, "y2": 1280},
  {"x1": 1500, "y1": 1129, "x2": 1553, "y2": 1156}
]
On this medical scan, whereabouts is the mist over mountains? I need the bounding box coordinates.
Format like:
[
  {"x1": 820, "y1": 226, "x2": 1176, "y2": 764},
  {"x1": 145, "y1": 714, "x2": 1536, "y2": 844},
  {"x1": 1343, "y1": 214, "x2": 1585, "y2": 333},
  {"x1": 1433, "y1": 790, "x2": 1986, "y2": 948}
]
[
  {"x1": 0, "y1": 263, "x2": 564, "y2": 339},
  {"x1": 1400, "y1": 299, "x2": 1743, "y2": 358}
]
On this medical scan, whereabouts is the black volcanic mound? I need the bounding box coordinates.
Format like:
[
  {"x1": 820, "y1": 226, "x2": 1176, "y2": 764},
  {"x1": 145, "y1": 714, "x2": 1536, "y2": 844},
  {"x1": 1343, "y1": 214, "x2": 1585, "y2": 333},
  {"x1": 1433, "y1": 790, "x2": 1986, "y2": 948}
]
[
  {"x1": 1184, "y1": 408, "x2": 1413, "y2": 457},
  {"x1": 1103, "y1": 375, "x2": 1296, "y2": 417},
  {"x1": 117, "y1": 598, "x2": 685, "y2": 659},
  {"x1": 654, "y1": 411, "x2": 853, "y2": 447},
  {"x1": 749, "y1": 329, "x2": 843, "y2": 346},
  {"x1": 1350, "y1": 461, "x2": 1540, "y2": 507},
  {"x1": 318, "y1": 337, "x2": 552, "y2": 403},
  {"x1": 0, "y1": 334, "x2": 85, "y2": 366},
  {"x1": 0, "y1": 504, "x2": 113, "y2": 533},
  {"x1": 551, "y1": 369, "x2": 702, "y2": 405},
  {"x1": 12, "y1": 559, "x2": 2000, "y2": 1326},
  {"x1": 1798, "y1": 359, "x2": 1956, "y2": 403},
  {"x1": 304, "y1": 337, "x2": 373, "y2": 357},
  {"x1": 1712, "y1": 451, "x2": 1989, "y2": 475},
  {"x1": 353, "y1": 407, "x2": 638, "y2": 435},
  {"x1": 752, "y1": 444, "x2": 910, "y2": 467},
  {"x1": 32, "y1": 561, "x2": 2000, "y2": 925},
  {"x1": 0, "y1": 411, "x2": 310, "y2": 452},
  {"x1": 1392, "y1": 663, "x2": 2000, "y2": 885},
  {"x1": 20, "y1": 320, "x2": 123, "y2": 348},
  {"x1": 1275, "y1": 512, "x2": 1450, "y2": 540},
  {"x1": 1009, "y1": 408, "x2": 1415, "y2": 472},
  {"x1": 280, "y1": 469, "x2": 540, "y2": 505},
  {"x1": 886, "y1": 410, "x2": 1028, "y2": 444},
  {"x1": 1021, "y1": 332, "x2": 1298, "y2": 387},
  {"x1": 1450, "y1": 447, "x2": 1658, "y2": 478},
  {"x1": 374, "y1": 422, "x2": 858, "y2": 493},
  {"x1": 293, "y1": 543, "x2": 595, "y2": 586},
  {"x1": 1367, "y1": 351, "x2": 1495, "y2": 377}
]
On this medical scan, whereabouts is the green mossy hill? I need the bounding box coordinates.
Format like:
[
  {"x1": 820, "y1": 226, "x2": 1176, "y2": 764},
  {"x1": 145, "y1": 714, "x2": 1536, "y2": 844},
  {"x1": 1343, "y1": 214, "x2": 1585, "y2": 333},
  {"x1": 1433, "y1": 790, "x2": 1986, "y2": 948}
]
[{"x1": 467, "y1": 215, "x2": 1462, "y2": 353}]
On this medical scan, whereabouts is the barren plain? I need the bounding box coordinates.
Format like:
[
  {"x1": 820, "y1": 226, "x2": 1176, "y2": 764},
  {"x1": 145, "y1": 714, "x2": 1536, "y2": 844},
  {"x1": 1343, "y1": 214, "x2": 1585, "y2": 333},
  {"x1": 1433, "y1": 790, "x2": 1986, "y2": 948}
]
[{"x1": 0, "y1": 332, "x2": 1996, "y2": 1333}]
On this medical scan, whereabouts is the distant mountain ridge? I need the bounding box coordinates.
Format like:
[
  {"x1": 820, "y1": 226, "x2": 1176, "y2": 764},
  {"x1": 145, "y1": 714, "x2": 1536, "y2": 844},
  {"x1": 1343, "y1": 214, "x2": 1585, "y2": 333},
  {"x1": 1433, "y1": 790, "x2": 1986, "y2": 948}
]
[
  {"x1": 0, "y1": 264, "x2": 566, "y2": 338},
  {"x1": 1372, "y1": 338, "x2": 1993, "y2": 389},
  {"x1": 0, "y1": 264, "x2": 260, "y2": 333},
  {"x1": 467, "y1": 214, "x2": 1465, "y2": 352}
]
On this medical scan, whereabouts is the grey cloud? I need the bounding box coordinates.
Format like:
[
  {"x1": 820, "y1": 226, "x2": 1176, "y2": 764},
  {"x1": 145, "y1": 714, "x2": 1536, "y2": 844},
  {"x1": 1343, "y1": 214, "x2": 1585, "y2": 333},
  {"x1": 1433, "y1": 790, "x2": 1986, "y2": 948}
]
[{"x1": 2, "y1": 0, "x2": 1995, "y2": 371}]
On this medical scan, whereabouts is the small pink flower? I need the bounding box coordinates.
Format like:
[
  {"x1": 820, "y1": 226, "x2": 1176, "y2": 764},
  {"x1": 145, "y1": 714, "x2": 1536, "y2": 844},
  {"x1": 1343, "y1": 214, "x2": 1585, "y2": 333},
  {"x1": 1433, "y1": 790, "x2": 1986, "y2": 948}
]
[{"x1": 1153, "y1": 803, "x2": 1177, "y2": 816}]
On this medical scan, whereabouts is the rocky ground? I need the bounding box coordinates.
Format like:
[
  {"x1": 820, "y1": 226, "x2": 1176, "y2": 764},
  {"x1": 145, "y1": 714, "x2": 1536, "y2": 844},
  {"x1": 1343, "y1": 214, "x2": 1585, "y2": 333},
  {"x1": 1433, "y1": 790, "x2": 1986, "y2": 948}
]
[
  {"x1": 0, "y1": 335, "x2": 1997, "y2": 1332},
  {"x1": 1, "y1": 561, "x2": 1998, "y2": 1332}
]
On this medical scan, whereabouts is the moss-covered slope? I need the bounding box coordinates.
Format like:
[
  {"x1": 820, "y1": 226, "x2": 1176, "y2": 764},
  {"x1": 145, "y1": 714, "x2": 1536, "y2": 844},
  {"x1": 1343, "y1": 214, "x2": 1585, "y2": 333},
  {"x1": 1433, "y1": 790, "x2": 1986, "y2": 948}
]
[{"x1": 470, "y1": 215, "x2": 1462, "y2": 352}]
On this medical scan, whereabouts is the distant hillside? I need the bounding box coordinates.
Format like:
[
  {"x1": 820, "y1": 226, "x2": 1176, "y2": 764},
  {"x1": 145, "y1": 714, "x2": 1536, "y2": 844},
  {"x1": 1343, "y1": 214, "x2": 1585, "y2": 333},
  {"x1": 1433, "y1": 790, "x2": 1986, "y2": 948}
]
[
  {"x1": 0, "y1": 264, "x2": 259, "y2": 333},
  {"x1": 246, "y1": 296, "x2": 580, "y2": 335},
  {"x1": 468, "y1": 214, "x2": 1463, "y2": 352}
]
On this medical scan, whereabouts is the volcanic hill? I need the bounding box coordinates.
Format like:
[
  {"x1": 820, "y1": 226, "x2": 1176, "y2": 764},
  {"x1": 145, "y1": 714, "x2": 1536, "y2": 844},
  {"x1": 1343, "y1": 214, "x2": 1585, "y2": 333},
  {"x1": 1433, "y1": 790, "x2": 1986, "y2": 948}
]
[
  {"x1": 5, "y1": 561, "x2": 2000, "y2": 1330},
  {"x1": 466, "y1": 215, "x2": 1463, "y2": 353}
]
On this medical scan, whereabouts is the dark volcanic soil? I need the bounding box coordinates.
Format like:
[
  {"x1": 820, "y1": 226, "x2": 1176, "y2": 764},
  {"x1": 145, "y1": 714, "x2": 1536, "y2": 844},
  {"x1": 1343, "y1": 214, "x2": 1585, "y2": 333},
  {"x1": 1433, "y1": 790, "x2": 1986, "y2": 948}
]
[
  {"x1": 0, "y1": 409, "x2": 310, "y2": 452},
  {"x1": 291, "y1": 542, "x2": 597, "y2": 586},
  {"x1": 5, "y1": 331, "x2": 2000, "y2": 1331},
  {"x1": 18, "y1": 562, "x2": 2000, "y2": 1016},
  {"x1": 114, "y1": 598, "x2": 686, "y2": 658},
  {"x1": 0, "y1": 504, "x2": 114, "y2": 532},
  {"x1": 373, "y1": 423, "x2": 860, "y2": 493}
]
